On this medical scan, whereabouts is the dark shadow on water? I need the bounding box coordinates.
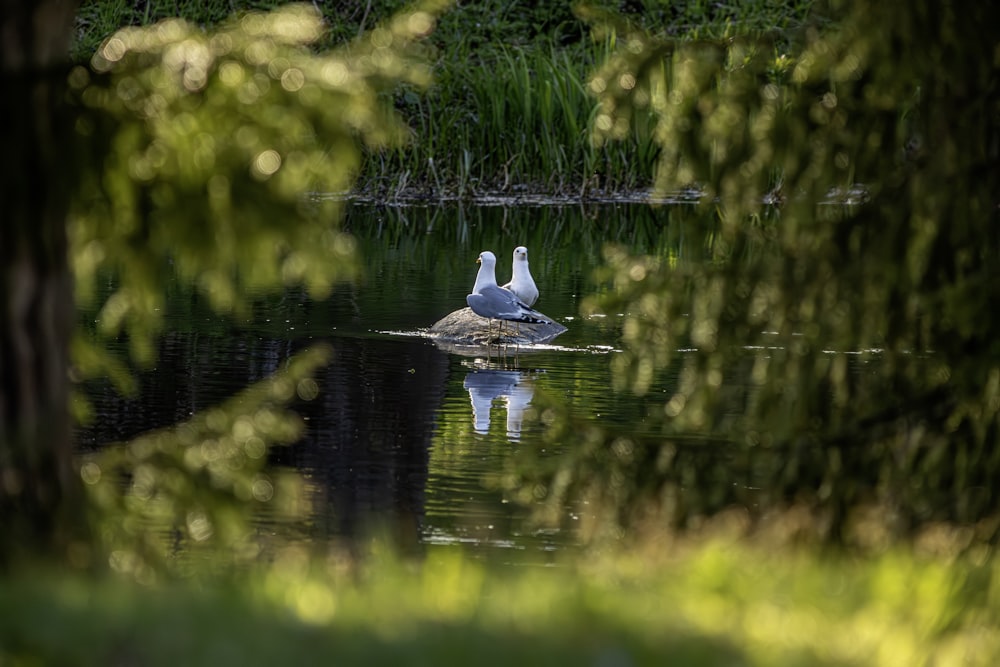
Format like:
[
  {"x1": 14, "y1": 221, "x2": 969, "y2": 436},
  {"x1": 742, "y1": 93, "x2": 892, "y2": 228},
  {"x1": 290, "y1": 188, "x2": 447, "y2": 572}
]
[
  {"x1": 77, "y1": 329, "x2": 450, "y2": 555},
  {"x1": 288, "y1": 335, "x2": 448, "y2": 555}
]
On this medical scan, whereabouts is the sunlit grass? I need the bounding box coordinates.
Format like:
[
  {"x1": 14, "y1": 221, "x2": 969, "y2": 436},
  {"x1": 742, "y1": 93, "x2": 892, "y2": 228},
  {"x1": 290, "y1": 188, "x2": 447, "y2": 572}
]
[{"x1": 2, "y1": 539, "x2": 997, "y2": 665}]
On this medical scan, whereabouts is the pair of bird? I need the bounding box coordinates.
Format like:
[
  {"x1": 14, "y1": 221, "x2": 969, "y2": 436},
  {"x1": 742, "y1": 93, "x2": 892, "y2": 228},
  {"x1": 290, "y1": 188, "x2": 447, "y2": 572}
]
[{"x1": 466, "y1": 246, "x2": 552, "y2": 339}]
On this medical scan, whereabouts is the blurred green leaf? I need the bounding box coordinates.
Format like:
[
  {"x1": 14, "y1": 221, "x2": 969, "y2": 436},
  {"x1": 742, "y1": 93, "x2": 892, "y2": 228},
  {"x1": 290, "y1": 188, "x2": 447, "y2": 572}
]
[
  {"x1": 69, "y1": 2, "x2": 449, "y2": 367},
  {"x1": 530, "y1": 0, "x2": 1000, "y2": 546}
]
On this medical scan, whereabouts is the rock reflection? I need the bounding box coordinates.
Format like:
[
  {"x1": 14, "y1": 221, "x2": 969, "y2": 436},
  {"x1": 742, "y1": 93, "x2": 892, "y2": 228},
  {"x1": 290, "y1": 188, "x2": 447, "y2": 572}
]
[{"x1": 463, "y1": 369, "x2": 535, "y2": 440}]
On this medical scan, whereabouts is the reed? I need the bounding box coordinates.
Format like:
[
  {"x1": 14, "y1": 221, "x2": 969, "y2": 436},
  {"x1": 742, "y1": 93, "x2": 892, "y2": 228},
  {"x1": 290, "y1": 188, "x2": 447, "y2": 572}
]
[{"x1": 356, "y1": 40, "x2": 660, "y2": 199}]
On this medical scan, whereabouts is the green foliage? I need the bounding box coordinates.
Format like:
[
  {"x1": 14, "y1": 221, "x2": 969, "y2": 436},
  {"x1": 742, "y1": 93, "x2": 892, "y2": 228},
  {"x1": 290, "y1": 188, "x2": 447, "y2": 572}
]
[
  {"x1": 72, "y1": 0, "x2": 591, "y2": 60},
  {"x1": 2, "y1": 543, "x2": 998, "y2": 665},
  {"x1": 527, "y1": 0, "x2": 1000, "y2": 544},
  {"x1": 355, "y1": 0, "x2": 819, "y2": 198},
  {"x1": 69, "y1": 2, "x2": 447, "y2": 368},
  {"x1": 611, "y1": 0, "x2": 827, "y2": 42},
  {"x1": 57, "y1": 3, "x2": 450, "y2": 576},
  {"x1": 72, "y1": 0, "x2": 819, "y2": 198},
  {"x1": 359, "y1": 40, "x2": 659, "y2": 199}
]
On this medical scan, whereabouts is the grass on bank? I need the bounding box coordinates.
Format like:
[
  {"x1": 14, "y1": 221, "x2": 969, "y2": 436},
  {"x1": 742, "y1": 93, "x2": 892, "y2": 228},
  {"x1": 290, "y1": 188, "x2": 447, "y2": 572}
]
[
  {"x1": 2, "y1": 537, "x2": 998, "y2": 666},
  {"x1": 360, "y1": 41, "x2": 660, "y2": 200},
  {"x1": 71, "y1": 0, "x2": 821, "y2": 199}
]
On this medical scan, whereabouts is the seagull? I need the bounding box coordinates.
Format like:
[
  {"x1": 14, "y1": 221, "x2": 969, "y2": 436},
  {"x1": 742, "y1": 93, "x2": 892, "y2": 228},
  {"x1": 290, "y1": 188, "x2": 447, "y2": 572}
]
[
  {"x1": 502, "y1": 245, "x2": 539, "y2": 307},
  {"x1": 467, "y1": 250, "x2": 552, "y2": 341},
  {"x1": 502, "y1": 245, "x2": 539, "y2": 335}
]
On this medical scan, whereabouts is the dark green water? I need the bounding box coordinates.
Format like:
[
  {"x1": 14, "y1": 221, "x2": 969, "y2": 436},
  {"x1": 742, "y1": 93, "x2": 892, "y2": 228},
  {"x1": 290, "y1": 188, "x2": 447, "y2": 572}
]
[{"x1": 78, "y1": 202, "x2": 707, "y2": 558}]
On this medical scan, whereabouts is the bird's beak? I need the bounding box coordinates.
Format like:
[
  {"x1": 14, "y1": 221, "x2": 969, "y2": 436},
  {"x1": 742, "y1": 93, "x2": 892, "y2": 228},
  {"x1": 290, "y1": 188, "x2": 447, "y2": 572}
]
[{"x1": 476, "y1": 258, "x2": 482, "y2": 264}]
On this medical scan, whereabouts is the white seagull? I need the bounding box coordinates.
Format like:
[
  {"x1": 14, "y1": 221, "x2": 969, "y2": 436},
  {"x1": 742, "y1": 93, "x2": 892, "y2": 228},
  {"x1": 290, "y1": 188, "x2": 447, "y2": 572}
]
[
  {"x1": 467, "y1": 250, "x2": 552, "y2": 340},
  {"x1": 502, "y1": 245, "x2": 539, "y2": 307}
]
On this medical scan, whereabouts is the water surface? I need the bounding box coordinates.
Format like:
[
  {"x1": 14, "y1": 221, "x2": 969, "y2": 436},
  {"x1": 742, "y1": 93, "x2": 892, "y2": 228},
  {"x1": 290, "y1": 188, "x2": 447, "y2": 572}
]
[{"x1": 79, "y1": 202, "x2": 701, "y2": 559}]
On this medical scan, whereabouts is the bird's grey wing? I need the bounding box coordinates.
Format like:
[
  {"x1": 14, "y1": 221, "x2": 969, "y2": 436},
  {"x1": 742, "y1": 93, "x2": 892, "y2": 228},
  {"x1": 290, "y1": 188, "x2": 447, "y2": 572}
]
[
  {"x1": 482, "y1": 286, "x2": 525, "y2": 318},
  {"x1": 467, "y1": 290, "x2": 516, "y2": 319},
  {"x1": 470, "y1": 286, "x2": 552, "y2": 323},
  {"x1": 490, "y1": 287, "x2": 552, "y2": 323},
  {"x1": 501, "y1": 280, "x2": 538, "y2": 307},
  {"x1": 467, "y1": 293, "x2": 491, "y2": 317}
]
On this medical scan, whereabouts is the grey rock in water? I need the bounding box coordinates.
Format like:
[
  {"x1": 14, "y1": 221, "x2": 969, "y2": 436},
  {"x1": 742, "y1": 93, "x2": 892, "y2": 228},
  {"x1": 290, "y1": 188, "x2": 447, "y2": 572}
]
[{"x1": 428, "y1": 307, "x2": 567, "y2": 346}]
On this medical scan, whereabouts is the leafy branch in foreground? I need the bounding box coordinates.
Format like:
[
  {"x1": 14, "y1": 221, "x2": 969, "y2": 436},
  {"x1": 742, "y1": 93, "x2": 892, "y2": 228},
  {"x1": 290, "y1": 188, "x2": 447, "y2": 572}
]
[
  {"x1": 519, "y1": 0, "x2": 1000, "y2": 547},
  {"x1": 64, "y1": 2, "x2": 453, "y2": 575},
  {"x1": 1, "y1": 1, "x2": 448, "y2": 569},
  {"x1": 70, "y1": 2, "x2": 449, "y2": 368},
  {"x1": 82, "y1": 345, "x2": 330, "y2": 581}
]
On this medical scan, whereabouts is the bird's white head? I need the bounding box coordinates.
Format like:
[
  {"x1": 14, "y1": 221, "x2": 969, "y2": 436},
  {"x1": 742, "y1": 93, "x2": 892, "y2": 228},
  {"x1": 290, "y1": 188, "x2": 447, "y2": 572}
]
[
  {"x1": 513, "y1": 246, "x2": 528, "y2": 261},
  {"x1": 472, "y1": 251, "x2": 499, "y2": 293}
]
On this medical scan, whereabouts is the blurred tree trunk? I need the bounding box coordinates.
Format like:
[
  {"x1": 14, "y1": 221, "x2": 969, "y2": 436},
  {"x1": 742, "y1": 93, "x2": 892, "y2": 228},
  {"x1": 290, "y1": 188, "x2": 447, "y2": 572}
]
[{"x1": 0, "y1": 0, "x2": 88, "y2": 568}]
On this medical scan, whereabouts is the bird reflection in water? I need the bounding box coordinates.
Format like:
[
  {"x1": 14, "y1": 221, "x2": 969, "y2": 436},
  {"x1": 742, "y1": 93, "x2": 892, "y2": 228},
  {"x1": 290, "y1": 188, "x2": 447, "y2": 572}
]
[{"x1": 463, "y1": 368, "x2": 535, "y2": 441}]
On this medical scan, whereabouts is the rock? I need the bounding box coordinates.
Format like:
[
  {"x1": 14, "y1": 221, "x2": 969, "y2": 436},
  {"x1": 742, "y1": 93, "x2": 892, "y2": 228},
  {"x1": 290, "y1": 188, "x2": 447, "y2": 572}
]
[{"x1": 428, "y1": 307, "x2": 567, "y2": 347}]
